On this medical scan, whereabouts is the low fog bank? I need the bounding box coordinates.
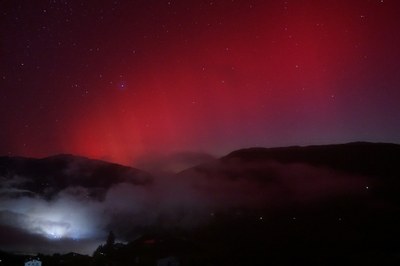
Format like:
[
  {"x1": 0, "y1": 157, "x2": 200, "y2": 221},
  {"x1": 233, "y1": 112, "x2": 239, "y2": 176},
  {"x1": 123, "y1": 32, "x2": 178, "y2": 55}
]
[{"x1": 0, "y1": 154, "x2": 373, "y2": 254}]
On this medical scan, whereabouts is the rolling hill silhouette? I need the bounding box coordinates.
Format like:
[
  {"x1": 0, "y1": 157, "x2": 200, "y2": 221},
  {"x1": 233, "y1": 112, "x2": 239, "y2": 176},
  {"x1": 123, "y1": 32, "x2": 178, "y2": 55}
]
[
  {"x1": 0, "y1": 154, "x2": 152, "y2": 200},
  {"x1": 1, "y1": 142, "x2": 400, "y2": 265}
]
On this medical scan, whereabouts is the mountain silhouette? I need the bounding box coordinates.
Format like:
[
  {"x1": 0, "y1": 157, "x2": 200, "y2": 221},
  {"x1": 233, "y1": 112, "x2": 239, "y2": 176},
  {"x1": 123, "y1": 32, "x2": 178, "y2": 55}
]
[
  {"x1": 0, "y1": 154, "x2": 152, "y2": 200},
  {"x1": 1, "y1": 142, "x2": 400, "y2": 264}
]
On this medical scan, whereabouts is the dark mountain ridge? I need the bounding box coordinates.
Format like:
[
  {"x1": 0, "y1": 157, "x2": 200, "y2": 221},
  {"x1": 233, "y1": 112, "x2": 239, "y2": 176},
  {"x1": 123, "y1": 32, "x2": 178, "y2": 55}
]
[
  {"x1": 2, "y1": 142, "x2": 400, "y2": 265},
  {"x1": 180, "y1": 142, "x2": 400, "y2": 185},
  {"x1": 223, "y1": 142, "x2": 400, "y2": 177},
  {"x1": 0, "y1": 154, "x2": 152, "y2": 200}
]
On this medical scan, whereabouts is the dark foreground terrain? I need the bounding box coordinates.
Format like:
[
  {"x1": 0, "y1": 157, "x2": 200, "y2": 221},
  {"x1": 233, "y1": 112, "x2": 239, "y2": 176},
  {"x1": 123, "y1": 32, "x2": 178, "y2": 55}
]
[{"x1": 1, "y1": 142, "x2": 400, "y2": 265}]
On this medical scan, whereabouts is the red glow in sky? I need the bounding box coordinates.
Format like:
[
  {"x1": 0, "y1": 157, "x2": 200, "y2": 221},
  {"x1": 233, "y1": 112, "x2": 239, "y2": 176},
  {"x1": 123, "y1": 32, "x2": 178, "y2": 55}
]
[{"x1": 1, "y1": 1, "x2": 400, "y2": 165}]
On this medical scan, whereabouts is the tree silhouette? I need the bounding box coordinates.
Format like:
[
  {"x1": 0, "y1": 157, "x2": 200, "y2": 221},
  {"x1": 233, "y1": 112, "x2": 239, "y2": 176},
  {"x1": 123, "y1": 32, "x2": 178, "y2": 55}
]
[
  {"x1": 92, "y1": 231, "x2": 116, "y2": 266},
  {"x1": 105, "y1": 231, "x2": 115, "y2": 249}
]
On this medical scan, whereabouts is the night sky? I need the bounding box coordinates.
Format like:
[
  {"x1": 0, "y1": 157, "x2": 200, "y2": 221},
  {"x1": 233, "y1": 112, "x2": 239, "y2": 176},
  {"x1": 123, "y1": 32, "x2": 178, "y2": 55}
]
[{"x1": 1, "y1": 0, "x2": 400, "y2": 165}]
